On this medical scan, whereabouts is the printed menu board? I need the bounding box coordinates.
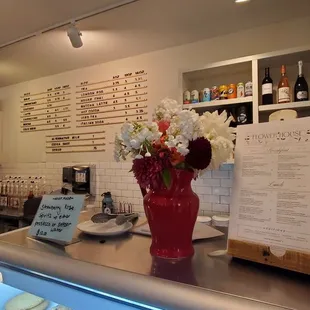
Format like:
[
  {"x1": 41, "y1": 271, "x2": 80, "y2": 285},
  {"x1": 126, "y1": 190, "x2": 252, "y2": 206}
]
[
  {"x1": 46, "y1": 131, "x2": 105, "y2": 153},
  {"x1": 20, "y1": 85, "x2": 71, "y2": 132},
  {"x1": 229, "y1": 118, "x2": 310, "y2": 256},
  {"x1": 75, "y1": 70, "x2": 148, "y2": 127}
]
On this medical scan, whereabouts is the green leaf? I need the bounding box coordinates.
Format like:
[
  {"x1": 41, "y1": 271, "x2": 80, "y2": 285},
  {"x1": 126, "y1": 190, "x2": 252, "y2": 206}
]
[{"x1": 162, "y1": 169, "x2": 171, "y2": 189}]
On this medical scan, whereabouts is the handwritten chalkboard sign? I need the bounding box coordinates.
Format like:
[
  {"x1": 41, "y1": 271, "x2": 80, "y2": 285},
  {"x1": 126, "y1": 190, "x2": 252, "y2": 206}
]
[{"x1": 29, "y1": 195, "x2": 84, "y2": 244}]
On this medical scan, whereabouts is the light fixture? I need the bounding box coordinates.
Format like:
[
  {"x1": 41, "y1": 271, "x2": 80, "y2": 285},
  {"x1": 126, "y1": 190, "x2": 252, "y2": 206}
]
[
  {"x1": 235, "y1": 0, "x2": 251, "y2": 3},
  {"x1": 67, "y1": 23, "x2": 83, "y2": 48}
]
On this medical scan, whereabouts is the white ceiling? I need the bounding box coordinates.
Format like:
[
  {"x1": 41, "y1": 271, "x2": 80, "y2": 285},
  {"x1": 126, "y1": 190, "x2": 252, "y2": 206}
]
[
  {"x1": 0, "y1": 0, "x2": 310, "y2": 87},
  {"x1": 0, "y1": 0, "x2": 131, "y2": 45}
]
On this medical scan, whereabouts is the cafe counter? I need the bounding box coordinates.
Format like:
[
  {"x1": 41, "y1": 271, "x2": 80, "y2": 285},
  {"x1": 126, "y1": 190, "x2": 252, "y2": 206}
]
[{"x1": 0, "y1": 213, "x2": 308, "y2": 310}]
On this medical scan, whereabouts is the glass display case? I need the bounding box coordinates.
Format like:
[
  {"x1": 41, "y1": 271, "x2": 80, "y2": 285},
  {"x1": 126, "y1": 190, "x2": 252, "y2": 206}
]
[
  {"x1": 0, "y1": 264, "x2": 158, "y2": 310},
  {"x1": 0, "y1": 214, "x2": 307, "y2": 310}
]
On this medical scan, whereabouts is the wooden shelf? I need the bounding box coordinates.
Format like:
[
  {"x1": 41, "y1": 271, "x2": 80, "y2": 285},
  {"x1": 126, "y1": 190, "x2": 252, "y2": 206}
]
[
  {"x1": 259, "y1": 101, "x2": 310, "y2": 112},
  {"x1": 183, "y1": 96, "x2": 253, "y2": 110}
]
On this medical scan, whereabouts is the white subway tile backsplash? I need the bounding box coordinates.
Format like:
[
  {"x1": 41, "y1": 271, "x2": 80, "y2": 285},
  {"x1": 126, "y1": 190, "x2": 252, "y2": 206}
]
[
  {"x1": 110, "y1": 162, "x2": 119, "y2": 169},
  {"x1": 110, "y1": 176, "x2": 120, "y2": 183},
  {"x1": 127, "y1": 183, "x2": 139, "y2": 191},
  {"x1": 195, "y1": 186, "x2": 211, "y2": 195},
  {"x1": 115, "y1": 170, "x2": 124, "y2": 176},
  {"x1": 134, "y1": 190, "x2": 143, "y2": 198},
  {"x1": 211, "y1": 171, "x2": 229, "y2": 179},
  {"x1": 212, "y1": 203, "x2": 229, "y2": 213},
  {"x1": 97, "y1": 169, "x2": 105, "y2": 176},
  {"x1": 122, "y1": 190, "x2": 133, "y2": 198},
  {"x1": 100, "y1": 162, "x2": 110, "y2": 169},
  {"x1": 200, "y1": 170, "x2": 212, "y2": 178},
  {"x1": 203, "y1": 195, "x2": 220, "y2": 204},
  {"x1": 105, "y1": 169, "x2": 116, "y2": 176},
  {"x1": 116, "y1": 183, "x2": 128, "y2": 190},
  {"x1": 99, "y1": 175, "x2": 110, "y2": 183},
  {"x1": 212, "y1": 187, "x2": 230, "y2": 196},
  {"x1": 0, "y1": 162, "x2": 233, "y2": 215},
  {"x1": 121, "y1": 162, "x2": 132, "y2": 170},
  {"x1": 220, "y1": 179, "x2": 233, "y2": 188},
  {"x1": 192, "y1": 179, "x2": 203, "y2": 186},
  {"x1": 121, "y1": 176, "x2": 134, "y2": 184},
  {"x1": 108, "y1": 183, "x2": 118, "y2": 190},
  {"x1": 202, "y1": 178, "x2": 220, "y2": 187},
  {"x1": 220, "y1": 196, "x2": 231, "y2": 204},
  {"x1": 220, "y1": 164, "x2": 234, "y2": 171},
  {"x1": 112, "y1": 189, "x2": 122, "y2": 196},
  {"x1": 200, "y1": 203, "x2": 212, "y2": 211}
]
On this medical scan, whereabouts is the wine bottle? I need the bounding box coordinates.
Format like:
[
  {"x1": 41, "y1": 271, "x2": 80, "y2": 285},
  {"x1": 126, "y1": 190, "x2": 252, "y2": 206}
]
[
  {"x1": 294, "y1": 60, "x2": 309, "y2": 102},
  {"x1": 262, "y1": 67, "x2": 273, "y2": 105},
  {"x1": 278, "y1": 65, "x2": 290, "y2": 104}
]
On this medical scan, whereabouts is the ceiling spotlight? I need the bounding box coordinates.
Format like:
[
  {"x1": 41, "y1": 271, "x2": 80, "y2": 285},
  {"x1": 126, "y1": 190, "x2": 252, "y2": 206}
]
[
  {"x1": 235, "y1": 0, "x2": 251, "y2": 3},
  {"x1": 67, "y1": 24, "x2": 83, "y2": 48}
]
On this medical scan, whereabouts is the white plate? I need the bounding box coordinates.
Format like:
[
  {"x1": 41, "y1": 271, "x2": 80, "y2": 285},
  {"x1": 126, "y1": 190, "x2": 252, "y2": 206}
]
[{"x1": 77, "y1": 219, "x2": 133, "y2": 236}]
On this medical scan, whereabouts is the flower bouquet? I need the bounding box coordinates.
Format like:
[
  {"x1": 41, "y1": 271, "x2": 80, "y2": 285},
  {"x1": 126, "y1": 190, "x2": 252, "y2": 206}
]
[{"x1": 115, "y1": 98, "x2": 235, "y2": 258}]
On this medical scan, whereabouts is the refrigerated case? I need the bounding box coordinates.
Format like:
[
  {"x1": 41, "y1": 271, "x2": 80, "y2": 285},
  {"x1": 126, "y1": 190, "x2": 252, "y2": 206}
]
[
  {"x1": 0, "y1": 215, "x2": 308, "y2": 310},
  {"x1": 0, "y1": 263, "x2": 154, "y2": 310}
]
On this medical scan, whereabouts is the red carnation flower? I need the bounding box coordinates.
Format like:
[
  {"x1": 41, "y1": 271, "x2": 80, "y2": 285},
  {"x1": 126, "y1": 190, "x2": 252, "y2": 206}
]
[
  {"x1": 185, "y1": 137, "x2": 212, "y2": 170},
  {"x1": 132, "y1": 153, "x2": 171, "y2": 189}
]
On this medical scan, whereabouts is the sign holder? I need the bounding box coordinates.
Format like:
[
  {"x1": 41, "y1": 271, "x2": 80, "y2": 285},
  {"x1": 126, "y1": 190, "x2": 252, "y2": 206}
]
[{"x1": 227, "y1": 118, "x2": 310, "y2": 275}]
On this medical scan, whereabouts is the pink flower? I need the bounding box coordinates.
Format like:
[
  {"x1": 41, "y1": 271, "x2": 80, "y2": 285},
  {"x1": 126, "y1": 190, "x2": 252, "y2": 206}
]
[{"x1": 157, "y1": 120, "x2": 170, "y2": 133}]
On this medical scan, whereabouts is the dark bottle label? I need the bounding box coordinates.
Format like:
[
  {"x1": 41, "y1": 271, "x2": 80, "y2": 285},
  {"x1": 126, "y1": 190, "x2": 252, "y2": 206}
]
[
  {"x1": 297, "y1": 91, "x2": 308, "y2": 100},
  {"x1": 237, "y1": 106, "x2": 248, "y2": 124}
]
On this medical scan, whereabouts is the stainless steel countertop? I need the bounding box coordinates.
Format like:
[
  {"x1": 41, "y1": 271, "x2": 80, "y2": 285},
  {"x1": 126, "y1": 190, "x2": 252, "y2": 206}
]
[{"x1": 0, "y1": 212, "x2": 309, "y2": 310}]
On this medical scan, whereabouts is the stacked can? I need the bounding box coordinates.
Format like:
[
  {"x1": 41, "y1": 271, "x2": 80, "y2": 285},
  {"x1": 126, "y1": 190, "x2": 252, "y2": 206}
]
[
  {"x1": 211, "y1": 86, "x2": 220, "y2": 100},
  {"x1": 202, "y1": 88, "x2": 211, "y2": 102},
  {"x1": 237, "y1": 83, "x2": 245, "y2": 97},
  {"x1": 191, "y1": 90, "x2": 199, "y2": 103},
  {"x1": 183, "y1": 90, "x2": 191, "y2": 104},
  {"x1": 228, "y1": 84, "x2": 237, "y2": 99},
  {"x1": 219, "y1": 85, "x2": 228, "y2": 100}
]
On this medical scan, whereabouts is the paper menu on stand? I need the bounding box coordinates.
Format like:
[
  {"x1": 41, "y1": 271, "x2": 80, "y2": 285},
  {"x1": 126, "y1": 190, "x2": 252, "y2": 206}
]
[
  {"x1": 29, "y1": 195, "x2": 84, "y2": 244},
  {"x1": 228, "y1": 118, "x2": 310, "y2": 255}
]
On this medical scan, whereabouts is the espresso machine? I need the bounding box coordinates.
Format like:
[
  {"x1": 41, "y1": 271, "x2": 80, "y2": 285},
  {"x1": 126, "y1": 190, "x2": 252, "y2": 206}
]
[{"x1": 62, "y1": 165, "x2": 91, "y2": 194}]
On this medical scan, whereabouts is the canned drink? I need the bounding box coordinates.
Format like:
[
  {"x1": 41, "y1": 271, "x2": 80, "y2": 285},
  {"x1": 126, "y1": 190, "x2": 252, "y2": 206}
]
[
  {"x1": 199, "y1": 90, "x2": 203, "y2": 103},
  {"x1": 227, "y1": 84, "x2": 237, "y2": 99},
  {"x1": 190, "y1": 90, "x2": 199, "y2": 103},
  {"x1": 183, "y1": 90, "x2": 191, "y2": 104},
  {"x1": 219, "y1": 85, "x2": 228, "y2": 100},
  {"x1": 245, "y1": 81, "x2": 253, "y2": 97},
  {"x1": 202, "y1": 88, "x2": 211, "y2": 102},
  {"x1": 237, "y1": 82, "x2": 245, "y2": 97},
  {"x1": 211, "y1": 86, "x2": 219, "y2": 100}
]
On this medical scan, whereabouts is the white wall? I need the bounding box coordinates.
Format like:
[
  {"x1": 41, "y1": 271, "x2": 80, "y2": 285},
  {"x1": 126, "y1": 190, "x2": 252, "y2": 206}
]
[{"x1": 0, "y1": 17, "x2": 309, "y2": 213}]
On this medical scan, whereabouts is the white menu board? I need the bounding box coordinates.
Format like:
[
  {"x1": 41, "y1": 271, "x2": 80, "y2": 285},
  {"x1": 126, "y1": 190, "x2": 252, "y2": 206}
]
[
  {"x1": 229, "y1": 118, "x2": 310, "y2": 255},
  {"x1": 20, "y1": 85, "x2": 71, "y2": 132},
  {"x1": 75, "y1": 70, "x2": 148, "y2": 127},
  {"x1": 46, "y1": 131, "x2": 105, "y2": 153}
]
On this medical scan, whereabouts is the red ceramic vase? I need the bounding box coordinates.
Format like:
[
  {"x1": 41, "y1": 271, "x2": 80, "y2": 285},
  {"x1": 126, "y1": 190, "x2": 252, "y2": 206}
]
[{"x1": 144, "y1": 169, "x2": 199, "y2": 259}]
